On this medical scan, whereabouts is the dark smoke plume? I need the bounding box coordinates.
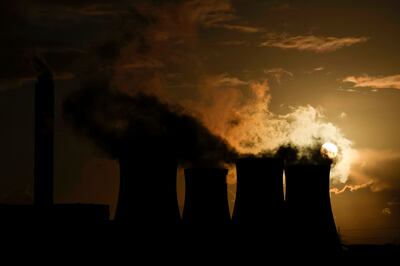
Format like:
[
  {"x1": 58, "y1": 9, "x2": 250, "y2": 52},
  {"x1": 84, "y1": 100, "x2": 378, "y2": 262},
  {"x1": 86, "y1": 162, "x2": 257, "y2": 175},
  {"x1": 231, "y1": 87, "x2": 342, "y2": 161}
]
[
  {"x1": 276, "y1": 144, "x2": 333, "y2": 166},
  {"x1": 63, "y1": 82, "x2": 237, "y2": 166},
  {"x1": 60, "y1": 1, "x2": 239, "y2": 167}
]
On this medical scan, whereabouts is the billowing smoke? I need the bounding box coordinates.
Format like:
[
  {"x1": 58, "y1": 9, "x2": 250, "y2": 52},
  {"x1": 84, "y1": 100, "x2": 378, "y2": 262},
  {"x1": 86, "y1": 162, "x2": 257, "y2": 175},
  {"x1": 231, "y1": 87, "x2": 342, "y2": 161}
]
[
  {"x1": 274, "y1": 106, "x2": 356, "y2": 184},
  {"x1": 63, "y1": 82, "x2": 237, "y2": 167},
  {"x1": 63, "y1": 0, "x2": 357, "y2": 183},
  {"x1": 189, "y1": 75, "x2": 357, "y2": 183}
]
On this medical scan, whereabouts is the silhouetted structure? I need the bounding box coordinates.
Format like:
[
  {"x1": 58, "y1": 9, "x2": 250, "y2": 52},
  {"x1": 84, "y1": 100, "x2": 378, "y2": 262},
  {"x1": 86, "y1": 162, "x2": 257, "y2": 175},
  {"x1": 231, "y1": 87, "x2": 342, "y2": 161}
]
[
  {"x1": 233, "y1": 157, "x2": 284, "y2": 225},
  {"x1": 183, "y1": 168, "x2": 230, "y2": 225},
  {"x1": 115, "y1": 147, "x2": 180, "y2": 225},
  {"x1": 285, "y1": 163, "x2": 341, "y2": 252},
  {"x1": 0, "y1": 204, "x2": 109, "y2": 225},
  {"x1": 34, "y1": 59, "x2": 54, "y2": 207},
  {"x1": 50, "y1": 204, "x2": 110, "y2": 224}
]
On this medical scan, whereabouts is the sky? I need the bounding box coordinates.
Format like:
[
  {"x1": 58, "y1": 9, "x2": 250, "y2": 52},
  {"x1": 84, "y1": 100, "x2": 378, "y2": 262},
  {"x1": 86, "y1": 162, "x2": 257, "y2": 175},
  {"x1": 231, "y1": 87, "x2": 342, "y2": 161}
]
[{"x1": 1, "y1": 0, "x2": 400, "y2": 244}]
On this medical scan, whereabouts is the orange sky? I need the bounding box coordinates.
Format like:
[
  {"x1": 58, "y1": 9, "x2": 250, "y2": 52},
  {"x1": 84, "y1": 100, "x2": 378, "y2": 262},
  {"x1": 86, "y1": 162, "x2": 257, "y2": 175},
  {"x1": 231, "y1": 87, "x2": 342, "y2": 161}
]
[{"x1": 1, "y1": 0, "x2": 400, "y2": 244}]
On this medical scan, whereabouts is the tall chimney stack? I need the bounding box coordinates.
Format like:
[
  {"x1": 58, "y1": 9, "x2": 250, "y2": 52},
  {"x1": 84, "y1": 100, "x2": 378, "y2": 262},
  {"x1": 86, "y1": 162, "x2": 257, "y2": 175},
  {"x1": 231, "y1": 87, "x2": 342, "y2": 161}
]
[
  {"x1": 183, "y1": 168, "x2": 230, "y2": 225},
  {"x1": 285, "y1": 163, "x2": 341, "y2": 251},
  {"x1": 33, "y1": 57, "x2": 54, "y2": 207},
  {"x1": 233, "y1": 157, "x2": 284, "y2": 226}
]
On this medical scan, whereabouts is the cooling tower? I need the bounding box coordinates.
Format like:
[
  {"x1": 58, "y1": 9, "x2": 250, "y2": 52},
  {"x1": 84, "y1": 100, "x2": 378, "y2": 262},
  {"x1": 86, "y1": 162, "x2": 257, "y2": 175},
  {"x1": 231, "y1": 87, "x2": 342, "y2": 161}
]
[
  {"x1": 233, "y1": 157, "x2": 284, "y2": 225},
  {"x1": 115, "y1": 152, "x2": 180, "y2": 225},
  {"x1": 182, "y1": 168, "x2": 230, "y2": 225},
  {"x1": 285, "y1": 163, "x2": 341, "y2": 251},
  {"x1": 34, "y1": 65, "x2": 54, "y2": 207}
]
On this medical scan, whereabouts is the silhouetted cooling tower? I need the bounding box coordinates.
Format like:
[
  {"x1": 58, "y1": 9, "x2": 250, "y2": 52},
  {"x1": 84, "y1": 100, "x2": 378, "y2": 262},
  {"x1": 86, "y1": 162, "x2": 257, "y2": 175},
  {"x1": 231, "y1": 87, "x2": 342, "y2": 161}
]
[
  {"x1": 183, "y1": 168, "x2": 230, "y2": 225},
  {"x1": 34, "y1": 64, "x2": 54, "y2": 207},
  {"x1": 285, "y1": 163, "x2": 341, "y2": 251},
  {"x1": 233, "y1": 157, "x2": 284, "y2": 225},
  {"x1": 115, "y1": 152, "x2": 180, "y2": 225}
]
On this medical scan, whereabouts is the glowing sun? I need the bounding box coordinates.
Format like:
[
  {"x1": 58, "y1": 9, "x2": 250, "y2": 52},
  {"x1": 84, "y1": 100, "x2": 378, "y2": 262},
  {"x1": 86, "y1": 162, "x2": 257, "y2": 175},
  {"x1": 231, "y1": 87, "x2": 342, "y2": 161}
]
[{"x1": 321, "y1": 142, "x2": 338, "y2": 159}]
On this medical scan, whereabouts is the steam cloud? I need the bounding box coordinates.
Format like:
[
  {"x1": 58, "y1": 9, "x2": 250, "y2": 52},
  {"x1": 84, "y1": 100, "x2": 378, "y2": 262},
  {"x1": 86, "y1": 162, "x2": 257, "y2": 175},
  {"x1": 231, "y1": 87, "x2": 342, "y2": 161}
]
[{"x1": 63, "y1": 0, "x2": 357, "y2": 183}]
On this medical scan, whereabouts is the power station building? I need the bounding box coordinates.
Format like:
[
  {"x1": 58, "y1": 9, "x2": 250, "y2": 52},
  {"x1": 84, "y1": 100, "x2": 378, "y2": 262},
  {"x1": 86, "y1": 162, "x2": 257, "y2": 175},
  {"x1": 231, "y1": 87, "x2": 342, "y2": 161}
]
[{"x1": 1, "y1": 63, "x2": 342, "y2": 253}]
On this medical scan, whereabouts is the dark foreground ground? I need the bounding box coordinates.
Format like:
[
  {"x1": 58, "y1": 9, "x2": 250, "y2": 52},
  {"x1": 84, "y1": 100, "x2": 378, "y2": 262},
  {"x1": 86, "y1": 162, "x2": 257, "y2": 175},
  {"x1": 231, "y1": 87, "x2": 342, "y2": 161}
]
[
  {"x1": 0, "y1": 204, "x2": 398, "y2": 262},
  {"x1": 1, "y1": 227, "x2": 398, "y2": 263}
]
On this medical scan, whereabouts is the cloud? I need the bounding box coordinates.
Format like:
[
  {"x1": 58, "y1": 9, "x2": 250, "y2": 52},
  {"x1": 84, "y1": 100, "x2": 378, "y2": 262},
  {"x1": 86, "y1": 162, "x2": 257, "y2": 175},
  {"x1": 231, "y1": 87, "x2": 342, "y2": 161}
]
[
  {"x1": 260, "y1": 34, "x2": 368, "y2": 53},
  {"x1": 332, "y1": 149, "x2": 400, "y2": 194},
  {"x1": 330, "y1": 182, "x2": 373, "y2": 194},
  {"x1": 218, "y1": 24, "x2": 262, "y2": 33},
  {"x1": 185, "y1": 73, "x2": 356, "y2": 183},
  {"x1": 1, "y1": 0, "x2": 262, "y2": 87},
  {"x1": 182, "y1": 0, "x2": 261, "y2": 33},
  {"x1": 216, "y1": 74, "x2": 249, "y2": 86},
  {"x1": 110, "y1": 2, "x2": 239, "y2": 98},
  {"x1": 277, "y1": 106, "x2": 356, "y2": 183},
  {"x1": 264, "y1": 68, "x2": 293, "y2": 83},
  {"x1": 304, "y1": 67, "x2": 325, "y2": 75},
  {"x1": 184, "y1": 0, "x2": 235, "y2": 27},
  {"x1": 339, "y1": 112, "x2": 347, "y2": 119},
  {"x1": 382, "y1": 208, "x2": 391, "y2": 215},
  {"x1": 338, "y1": 88, "x2": 357, "y2": 93},
  {"x1": 304, "y1": 66, "x2": 331, "y2": 75},
  {"x1": 343, "y1": 74, "x2": 400, "y2": 90},
  {"x1": 313, "y1": 67, "x2": 324, "y2": 72},
  {"x1": 104, "y1": 5, "x2": 358, "y2": 185},
  {"x1": 57, "y1": 0, "x2": 358, "y2": 185}
]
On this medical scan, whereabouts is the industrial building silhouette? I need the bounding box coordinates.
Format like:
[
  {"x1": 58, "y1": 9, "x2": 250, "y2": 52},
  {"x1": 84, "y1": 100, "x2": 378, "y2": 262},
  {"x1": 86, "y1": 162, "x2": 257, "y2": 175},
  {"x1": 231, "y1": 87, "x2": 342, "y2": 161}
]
[
  {"x1": 233, "y1": 157, "x2": 284, "y2": 227},
  {"x1": 285, "y1": 163, "x2": 341, "y2": 251},
  {"x1": 0, "y1": 59, "x2": 110, "y2": 225},
  {"x1": 116, "y1": 142, "x2": 180, "y2": 225},
  {"x1": 33, "y1": 57, "x2": 54, "y2": 207},
  {"x1": 183, "y1": 168, "x2": 231, "y2": 225},
  {"x1": 0, "y1": 61, "x2": 342, "y2": 254}
]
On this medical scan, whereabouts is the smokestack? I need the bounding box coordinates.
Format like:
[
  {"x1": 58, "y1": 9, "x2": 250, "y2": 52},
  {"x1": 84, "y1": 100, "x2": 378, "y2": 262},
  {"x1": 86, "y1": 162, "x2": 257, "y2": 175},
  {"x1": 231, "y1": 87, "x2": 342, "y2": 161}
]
[
  {"x1": 285, "y1": 163, "x2": 341, "y2": 251},
  {"x1": 183, "y1": 168, "x2": 230, "y2": 225},
  {"x1": 115, "y1": 148, "x2": 180, "y2": 225},
  {"x1": 33, "y1": 58, "x2": 54, "y2": 207},
  {"x1": 233, "y1": 157, "x2": 284, "y2": 226}
]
